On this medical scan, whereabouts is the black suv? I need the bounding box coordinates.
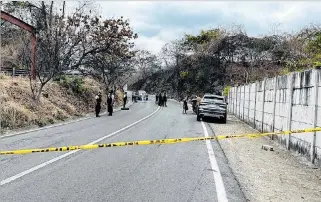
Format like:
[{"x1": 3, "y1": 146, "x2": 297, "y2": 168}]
[{"x1": 196, "y1": 94, "x2": 227, "y2": 123}]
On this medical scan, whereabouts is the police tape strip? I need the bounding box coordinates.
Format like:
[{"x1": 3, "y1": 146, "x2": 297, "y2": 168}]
[{"x1": 1, "y1": 127, "x2": 321, "y2": 155}]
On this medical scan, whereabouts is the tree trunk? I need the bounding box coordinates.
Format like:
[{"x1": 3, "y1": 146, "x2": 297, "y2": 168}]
[{"x1": 36, "y1": 84, "x2": 45, "y2": 104}]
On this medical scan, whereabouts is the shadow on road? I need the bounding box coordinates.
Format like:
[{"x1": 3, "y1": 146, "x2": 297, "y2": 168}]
[
  {"x1": 183, "y1": 112, "x2": 197, "y2": 116},
  {"x1": 201, "y1": 117, "x2": 225, "y2": 124}
]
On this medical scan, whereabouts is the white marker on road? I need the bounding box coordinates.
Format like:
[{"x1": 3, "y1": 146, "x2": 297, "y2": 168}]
[
  {"x1": 1, "y1": 107, "x2": 161, "y2": 186},
  {"x1": 201, "y1": 121, "x2": 228, "y2": 202}
]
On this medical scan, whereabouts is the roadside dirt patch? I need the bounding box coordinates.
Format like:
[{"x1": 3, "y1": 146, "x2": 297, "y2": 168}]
[{"x1": 209, "y1": 115, "x2": 321, "y2": 202}]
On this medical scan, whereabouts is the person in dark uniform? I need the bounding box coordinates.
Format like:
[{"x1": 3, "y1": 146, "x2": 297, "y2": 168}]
[
  {"x1": 191, "y1": 95, "x2": 197, "y2": 113},
  {"x1": 163, "y1": 93, "x2": 167, "y2": 107},
  {"x1": 107, "y1": 91, "x2": 114, "y2": 116},
  {"x1": 158, "y1": 93, "x2": 163, "y2": 106},
  {"x1": 155, "y1": 94, "x2": 158, "y2": 104},
  {"x1": 183, "y1": 97, "x2": 188, "y2": 114},
  {"x1": 95, "y1": 92, "x2": 102, "y2": 117},
  {"x1": 123, "y1": 92, "x2": 127, "y2": 108}
]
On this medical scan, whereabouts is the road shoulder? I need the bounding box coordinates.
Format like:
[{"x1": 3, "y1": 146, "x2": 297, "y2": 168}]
[{"x1": 209, "y1": 115, "x2": 321, "y2": 202}]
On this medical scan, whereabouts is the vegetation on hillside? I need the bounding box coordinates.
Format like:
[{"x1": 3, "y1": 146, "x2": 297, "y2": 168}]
[
  {"x1": 0, "y1": 74, "x2": 113, "y2": 131},
  {"x1": 131, "y1": 26, "x2": 321, "y2": 99}
]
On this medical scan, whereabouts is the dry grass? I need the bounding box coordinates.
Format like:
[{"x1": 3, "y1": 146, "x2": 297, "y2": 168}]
[{"x1": 0, "y1": 75, "x2": 121, "y2": 133}]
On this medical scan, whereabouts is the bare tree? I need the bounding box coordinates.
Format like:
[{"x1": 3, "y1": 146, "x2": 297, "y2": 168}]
[
  {"x1": 134, "y1": 50, "x2": 160, "y2": 81},
  {"x1": 17, "y1": 1, "x2": 137, "y2": 103},
  {"x1": 83, "y1": 52, "x2": 135, "y2": 93}
]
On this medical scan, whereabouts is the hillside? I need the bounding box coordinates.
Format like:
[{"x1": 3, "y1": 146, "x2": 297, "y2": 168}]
[
  {"x1": 0, "y1": 74, "x2": 124, "y2": 134},
  {"x1": 130, "y1": 28, "x2": 321, "y2": 98}
]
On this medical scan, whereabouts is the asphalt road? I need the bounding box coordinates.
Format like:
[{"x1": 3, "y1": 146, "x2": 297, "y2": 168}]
[{"x1": 0, "y1": 99, "x2": 246, "y2": 202}]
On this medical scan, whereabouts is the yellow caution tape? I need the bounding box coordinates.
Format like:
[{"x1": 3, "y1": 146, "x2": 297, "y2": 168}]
[{"x1": 1, "y1": 127, "x2": 321, "y2": 155}]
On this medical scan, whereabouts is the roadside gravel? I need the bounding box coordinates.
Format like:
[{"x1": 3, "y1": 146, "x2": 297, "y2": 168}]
[{"x1": 209, "y1": 115, "x2": 321, "y2": 202}]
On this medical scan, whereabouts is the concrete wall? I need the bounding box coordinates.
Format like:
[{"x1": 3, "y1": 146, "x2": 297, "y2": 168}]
[{"x1": 228, "y1": 69, "x2": 321, "y2": 167}]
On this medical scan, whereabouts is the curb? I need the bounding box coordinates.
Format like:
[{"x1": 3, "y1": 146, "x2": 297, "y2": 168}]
[{"x1": 0, "y1": 101, "x2": 135, "y2": 139}]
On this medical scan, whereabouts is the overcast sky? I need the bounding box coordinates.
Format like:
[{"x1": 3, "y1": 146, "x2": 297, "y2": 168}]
[{"x1": 68, "y1": 1, "x2": 321, "y2": 54}]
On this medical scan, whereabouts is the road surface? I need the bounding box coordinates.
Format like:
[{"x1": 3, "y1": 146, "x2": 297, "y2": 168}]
[{"x1": 0, "y1": 99, "x2": 246, "y2": 202}]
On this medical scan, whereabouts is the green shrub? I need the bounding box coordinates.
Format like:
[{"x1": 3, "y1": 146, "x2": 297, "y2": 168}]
[
  {"x1": 223, "y1": 86, "x2": 231, "y2": 96},
  {"x1": 56, "y1": 75, "x2": 85, "y2": 94},
  {"x1": 313, "y1": 61, "x2": 321, "y2": 68},
  {"x1": 180, "y1": 71, "x2": 189, "y2": 79}
]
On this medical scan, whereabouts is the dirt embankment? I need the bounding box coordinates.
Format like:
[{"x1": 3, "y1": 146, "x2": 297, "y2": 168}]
[{"x1": 0, "y1": 74, "x2": 123, "y2": 134}]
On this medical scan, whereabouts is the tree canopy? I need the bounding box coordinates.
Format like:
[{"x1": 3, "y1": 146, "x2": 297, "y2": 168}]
[{"x1": 130, "y1": 25, "x2": 321, "y2": 98}]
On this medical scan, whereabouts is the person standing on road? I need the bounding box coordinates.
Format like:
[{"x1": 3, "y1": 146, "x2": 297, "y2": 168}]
[
  {"x1": 196, "y1": 95, "x2": 202, "y2": 107},
  {"x1": 107, "y1": 91, "x2": 114, "y2": 116},
  {"x1": 163, "y1": 93, "x2": 167, "y2": 107},
  {"x1": 156, "y1": 94, "x2": 159, "y2": 104},
  {"x1": 183, "y1": 97, "x2": 188, "y2": 114},
  {"x1": 157, "y1": 93, "x2": 162, "y2": 106},
  {"x1": 191, "y1": 95, "x2": 197, "y2": 113},
  {"x1": 161, "y1": 92, "x2": 165, "y2": 107},
  {"x1": 95, "y1": 92, "x2": 102, "y2": 117},
  {"x1": 123, "y1": 92, "x2": 127, "y2": 108}
]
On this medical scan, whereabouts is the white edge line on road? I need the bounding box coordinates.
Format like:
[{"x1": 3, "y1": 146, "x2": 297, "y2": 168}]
[
  {"x1": 0, "y1": 106, "x2": 161, "y2": 186},
  {"x1": 201, "y1": 121, "x2": 228, "y2": 202}
]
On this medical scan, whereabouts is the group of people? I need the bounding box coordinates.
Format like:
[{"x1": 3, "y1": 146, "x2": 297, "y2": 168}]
[
  {"x1": 95, "y1": 91, "x2": 116, "y2": 117},
  {"x1": 155, "y1": 93, "x2": 167, "y2": 107},
  {"x1": 94, "y1": 91, "x2": 201, "y2": 117}
]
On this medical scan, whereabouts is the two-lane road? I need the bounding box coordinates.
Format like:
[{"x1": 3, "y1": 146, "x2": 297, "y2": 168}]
[{"x1": 0, "y1": 100, "x2": 245, "y2": 202}]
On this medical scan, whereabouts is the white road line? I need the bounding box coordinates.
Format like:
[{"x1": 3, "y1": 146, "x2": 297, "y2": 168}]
[
  {"x1": 0, "y1": 106, "x2": 161, "y2": 186},
  {"x1": 201, "y1": 121, "x2": 228, "y2": 202}
]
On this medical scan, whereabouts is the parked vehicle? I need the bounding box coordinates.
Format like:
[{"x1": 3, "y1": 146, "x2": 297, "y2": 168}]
[
  {"x1": 196, "y1": 94, "x2": 227, "y2": 123},
  {"x1": 136, "y1": 90, "x2": 147, "y2": 101}
]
